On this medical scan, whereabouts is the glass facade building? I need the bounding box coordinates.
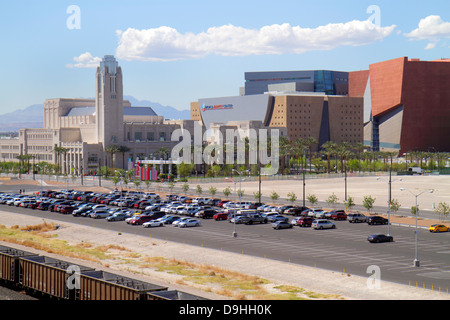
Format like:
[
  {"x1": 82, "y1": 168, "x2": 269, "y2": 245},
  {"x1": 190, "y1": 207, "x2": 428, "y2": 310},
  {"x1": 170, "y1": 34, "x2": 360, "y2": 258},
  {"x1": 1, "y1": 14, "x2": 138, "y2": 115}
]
[{"x1": 244, "y1": 70, "x2": 349, "y2": 96}]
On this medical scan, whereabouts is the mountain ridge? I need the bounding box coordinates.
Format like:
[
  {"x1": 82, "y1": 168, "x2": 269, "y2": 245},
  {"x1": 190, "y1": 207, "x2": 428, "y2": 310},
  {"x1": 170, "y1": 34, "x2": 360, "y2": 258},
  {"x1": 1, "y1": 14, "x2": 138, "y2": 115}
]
[{"x1": 0, "y1": 96, "x2": 190, "y2": 131}]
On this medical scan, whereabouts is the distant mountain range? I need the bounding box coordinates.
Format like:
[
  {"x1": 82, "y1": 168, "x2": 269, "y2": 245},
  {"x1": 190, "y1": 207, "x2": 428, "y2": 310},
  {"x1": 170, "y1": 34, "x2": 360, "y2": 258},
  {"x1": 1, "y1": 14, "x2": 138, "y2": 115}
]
[{"x1": 0, "y1": 96, "x2": 190, "y2": 132}]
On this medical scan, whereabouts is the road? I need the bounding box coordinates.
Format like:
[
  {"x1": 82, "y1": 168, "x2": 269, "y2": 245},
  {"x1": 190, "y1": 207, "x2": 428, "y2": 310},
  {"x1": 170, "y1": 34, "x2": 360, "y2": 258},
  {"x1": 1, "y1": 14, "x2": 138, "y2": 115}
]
[{"x1": 1, "y1": 194, "x2": 450, "y2": 291}]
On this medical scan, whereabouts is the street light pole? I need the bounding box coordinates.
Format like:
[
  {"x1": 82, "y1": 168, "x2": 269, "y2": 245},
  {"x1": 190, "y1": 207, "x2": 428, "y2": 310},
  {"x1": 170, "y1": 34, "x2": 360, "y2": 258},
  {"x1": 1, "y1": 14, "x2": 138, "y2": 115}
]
[
  {"x1": 400, "y1": 187, "x2": 434, "y2": 267},
  {"x1": 377, "y1": 167, "x2": 402, "y2": 236},
  {"x1": 232, "y1": 169, "x2": 249, "y2": 237}
]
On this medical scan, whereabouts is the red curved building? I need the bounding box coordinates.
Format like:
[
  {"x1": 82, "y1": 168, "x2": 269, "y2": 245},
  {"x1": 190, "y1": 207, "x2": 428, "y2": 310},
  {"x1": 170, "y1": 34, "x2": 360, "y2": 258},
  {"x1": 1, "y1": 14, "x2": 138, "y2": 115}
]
[{"x1": 349, "y1": 57, "x2": 450, "y2": 154}]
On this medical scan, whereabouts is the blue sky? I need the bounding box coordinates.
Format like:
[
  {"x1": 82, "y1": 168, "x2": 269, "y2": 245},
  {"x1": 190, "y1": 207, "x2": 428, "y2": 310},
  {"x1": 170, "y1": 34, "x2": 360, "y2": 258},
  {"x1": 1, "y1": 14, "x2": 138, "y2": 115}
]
[{"x1": 1, "y1": 0, "x2": 449, "y2": 115}]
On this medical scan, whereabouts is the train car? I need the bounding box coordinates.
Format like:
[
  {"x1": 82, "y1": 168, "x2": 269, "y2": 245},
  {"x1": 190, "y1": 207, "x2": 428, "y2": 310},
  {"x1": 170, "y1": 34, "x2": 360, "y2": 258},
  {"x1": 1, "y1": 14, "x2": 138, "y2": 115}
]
[
  {"x1": 147, "y1": 290, "x2": 209, "y2": 301},
  {"x1": 78, "y1": 270, "x2": 168, "y2": 300},
  {"x1": 0, "y1": 245, "x2": 39, "y2": 287},
  {"x1": 0, "y1": 245, "x2": 208, "y2": 301},
  {"x1": 18, "y1": 255, "x2": 95, "y2": 299}
]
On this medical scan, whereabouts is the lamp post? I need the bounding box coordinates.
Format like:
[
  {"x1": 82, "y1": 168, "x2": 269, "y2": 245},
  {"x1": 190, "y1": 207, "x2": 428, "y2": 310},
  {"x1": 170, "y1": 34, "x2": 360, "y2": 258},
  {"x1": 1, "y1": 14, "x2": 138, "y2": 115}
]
[
  {"x1": 400, "y1": 187, "x2": 434, "y2": 267},
  {"x1": 377, "y1": 166, "x2": 402, "y2": 236},
  {"x1": 232, "y1": 169, "x2": 249, "y2": 237},
  {"x1": 302, "y1": 149, "x2": 307, "y2": 208}
]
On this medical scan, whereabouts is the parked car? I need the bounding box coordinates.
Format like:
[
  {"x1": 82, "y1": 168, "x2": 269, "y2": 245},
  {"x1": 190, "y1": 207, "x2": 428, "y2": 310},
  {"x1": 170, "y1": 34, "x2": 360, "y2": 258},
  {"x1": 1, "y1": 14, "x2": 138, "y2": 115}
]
[
  {"x1": 367, "y1": 234, "x2": 393, "y2": 243},
  {"x1": 127, "y1": 212, "x2": 165, "y2": 225},
  {"x1": 172, "y1": 217, "x2": 191, "y2": 227},
  {"x1": 229, "y1": 215, "x2": 244, "y2": 224},
  {"x1": 348, "y1": 213, "x2": 367, "y2": 223},
  {"x1": 195, "y1": 209, "x2": 217, "y2": 219},
  {"x1": 217, "y1": 200, "x2": 231, "y2": 208},
  {"x1": 213, "y1": 212, "x2": 229, "y2": 221},
  {"x1": 314, "y1": 210, "x2": 327, "y2": 219},
  {"x1": 106, "y1": 211, "x2": 130, "y2": 221},
  {"x1": 277, "y1": 205, "x2": 295, "y2": 214},
  {"x1": 284, "y1": 206, "x2": 309, "y2": 216},
  {"x1": 72, "y1": 204, "x2": 94, "y2": 216},
  {"x1": 428, "y1": 224, "x2": 450, "y2": 233},
  {"x1": 267, "y1": 215, "x2": 288, "y2": 223},
  {"x1": 159, "y1": 215, "x2": 181, "y2": 224},
  {"x1": 306, "y1": 208, "x2": 324, "y2": 218},
  {"x1": 143, "y1": 218, "x2": 164, "y2": 228},
  {"x1": 241, "y1": 214, "x2": 268, "y2": 225},
  {"x1": 272, "y1": 221, "x2": 293, "y2": 230},
  {"x1": 59, "y1": 205, "x2": 76, "y2": 214},
  {"x1": 367, "y1": 216, "x2": 388, "y2": 225},
  {"x1": 90, "y1": 210, "x2": 112, "y2": 219},
  {"x1": 291, "y1": 217, "x2": 314, "y2": 227},
  {"x1": 330, "y1": 210, "x2": 347, "y2": 221},
  {"x1": 312, "y1": 219, "x2": 336, "y2": 230},
  {"x1": 178, "y1": 218, "x2": 201, "y2": 228}
]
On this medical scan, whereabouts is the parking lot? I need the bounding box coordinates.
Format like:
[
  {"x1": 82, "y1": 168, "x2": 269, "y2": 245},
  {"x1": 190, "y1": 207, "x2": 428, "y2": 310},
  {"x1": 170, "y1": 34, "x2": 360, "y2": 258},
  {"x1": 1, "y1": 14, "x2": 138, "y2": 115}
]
[{"x1": 1, "y1": 184, "x2": 450, "y2": 293}]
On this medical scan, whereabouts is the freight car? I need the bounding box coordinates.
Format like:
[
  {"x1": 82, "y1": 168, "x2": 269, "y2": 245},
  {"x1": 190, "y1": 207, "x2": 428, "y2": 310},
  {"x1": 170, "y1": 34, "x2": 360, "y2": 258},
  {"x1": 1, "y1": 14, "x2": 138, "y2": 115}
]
[
  {"x1": 0, "y1": 245, "x2": 39, "y2": 288},
  {"x1": 19, "y1": 255, "x2": 96, "y2": 299},
  {"x1": 77, "y1": 269, "x2": 168, "y2": 300},
  {"x1": 0, "y1": 245, "x2": 208, "y2": 300}
]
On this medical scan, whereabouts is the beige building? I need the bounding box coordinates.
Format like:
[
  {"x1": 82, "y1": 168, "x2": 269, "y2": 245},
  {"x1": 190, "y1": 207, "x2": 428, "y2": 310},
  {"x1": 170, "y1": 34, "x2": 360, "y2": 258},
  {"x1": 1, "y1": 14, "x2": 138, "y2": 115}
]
[
  {"x1": 269, "y1": 93, "x2": 363, "y2": 148},
  {"x1": 191, "y1": 92, "x2": 363, "y2": 152},
  {"x1": 0, "y1": 55, "x2": 197, "y2": 175}
]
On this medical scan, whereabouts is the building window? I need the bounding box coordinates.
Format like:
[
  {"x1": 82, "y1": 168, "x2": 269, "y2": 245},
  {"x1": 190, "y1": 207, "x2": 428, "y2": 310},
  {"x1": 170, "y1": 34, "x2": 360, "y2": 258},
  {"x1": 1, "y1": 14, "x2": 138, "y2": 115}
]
[
  {"x1": 135, "y1": 132, "x2": 142, "y2": 141},
  {"x1": 159, "y1": 132, "x2": 166, "y2": 141},
  {"x1": 147, "y1": 132, "x2": 154, "y2": 141}
]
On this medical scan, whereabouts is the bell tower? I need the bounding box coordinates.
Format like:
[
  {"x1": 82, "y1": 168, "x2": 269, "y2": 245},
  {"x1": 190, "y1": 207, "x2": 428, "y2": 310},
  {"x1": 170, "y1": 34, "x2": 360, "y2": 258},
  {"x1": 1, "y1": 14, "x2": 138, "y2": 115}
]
[{"x1": 95, "y1": 55, "x2": 124, "y2": 146}]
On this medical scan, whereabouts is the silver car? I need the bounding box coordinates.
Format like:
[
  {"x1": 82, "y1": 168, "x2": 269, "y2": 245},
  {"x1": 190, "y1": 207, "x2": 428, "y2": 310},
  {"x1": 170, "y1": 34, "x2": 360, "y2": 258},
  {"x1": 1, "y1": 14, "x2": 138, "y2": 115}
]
[
  {"x1": 312, "y1": 219, "x2": 336, "y2": 230},
  {"x1": 348, "y1": 213, "x2": 367, "y2": 223}
]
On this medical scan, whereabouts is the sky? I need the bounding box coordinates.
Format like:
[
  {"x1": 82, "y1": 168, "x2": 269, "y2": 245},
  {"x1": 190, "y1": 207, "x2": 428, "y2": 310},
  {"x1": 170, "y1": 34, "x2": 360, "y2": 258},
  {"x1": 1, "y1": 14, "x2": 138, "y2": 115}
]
[{"x1": 1, "y1": 0, "x2": 450, "y2": 115}]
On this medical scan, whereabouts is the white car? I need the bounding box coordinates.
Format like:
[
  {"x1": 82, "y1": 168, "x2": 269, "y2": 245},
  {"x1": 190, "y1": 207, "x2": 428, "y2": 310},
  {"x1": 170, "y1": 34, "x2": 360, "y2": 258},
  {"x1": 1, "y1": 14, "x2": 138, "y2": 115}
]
[
  {"x1": 178, "y1": 219, "x2": 201, "y2": 228},
  {"x1": 172, "y1": 217, "x2": 191, "y2": 227},
  {"x1": 143, "y1": 218, "x2": 164, "y2": 228},
  {"x1": 312, "y1": 219, "x2": 336, "y2": 230}
]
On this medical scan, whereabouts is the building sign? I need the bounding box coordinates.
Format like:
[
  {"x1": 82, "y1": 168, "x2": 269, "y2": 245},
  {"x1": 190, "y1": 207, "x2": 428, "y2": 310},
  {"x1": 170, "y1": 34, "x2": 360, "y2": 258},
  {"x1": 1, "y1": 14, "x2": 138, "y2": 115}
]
[{"x1": 201, "y1": 104, "x2": 233, "y2": 112}]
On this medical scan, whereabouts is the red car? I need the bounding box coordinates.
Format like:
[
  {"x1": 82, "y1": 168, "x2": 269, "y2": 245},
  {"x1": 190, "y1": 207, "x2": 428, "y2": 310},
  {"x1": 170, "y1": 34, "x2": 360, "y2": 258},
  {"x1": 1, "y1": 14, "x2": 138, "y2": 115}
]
[
  {"x1": 217, "y1": 200, "x2": 231, "y2": 208},
  {"x1": 60, "y1": 206, "x2": 76, "y2": 214},
  {"x1": 293, "y1": 217, "x2": 314, "y2": 227},
  {"x1": 330, "y1": 210, "x2": 347, "y2": 221},
  {"x1": 127, "y1": 212, "x2": 165, "y2": 225},
  {"x1": 213, "y1": 212, "x2": 228, "y2": 221}
]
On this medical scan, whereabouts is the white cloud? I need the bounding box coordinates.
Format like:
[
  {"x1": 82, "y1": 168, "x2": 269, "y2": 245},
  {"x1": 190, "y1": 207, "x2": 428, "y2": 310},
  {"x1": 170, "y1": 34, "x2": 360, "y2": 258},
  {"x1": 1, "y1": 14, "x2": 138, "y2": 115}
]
[
  {"x1": 66, "y1": 52, "x2": 102, "y2": 68},
  {"x1": 405, "y1": 15, "x2": 450, "y2": 49},
  {"x1": 424, "y1": 42, "x2": 437, "y2": 50},
  {"x1": 115, "y1": 20, "x2": 396, "y2": 62}
]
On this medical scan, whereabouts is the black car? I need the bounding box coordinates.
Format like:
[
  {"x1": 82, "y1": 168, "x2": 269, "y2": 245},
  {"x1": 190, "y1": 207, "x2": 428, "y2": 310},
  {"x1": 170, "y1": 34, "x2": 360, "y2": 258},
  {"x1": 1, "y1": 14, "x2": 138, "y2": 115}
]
[
  {"x1": 286, "y1": 206, "x2": 309, "y2": 216},
  {"x1": 368, "y1": 234, "x2": 393, "y2": 243},
  {"x1": 277, "y1": 205, "x2": 295, "y2": 214},
  {"x1": 37, "y1": 202, "x2": 51, "y2": 210},
  {"x1": 367, "y1": 216, "x2": 388, "y2": 225},
  {"x1": 196, "y1": 209, "x2": 218, "y2": 219}
]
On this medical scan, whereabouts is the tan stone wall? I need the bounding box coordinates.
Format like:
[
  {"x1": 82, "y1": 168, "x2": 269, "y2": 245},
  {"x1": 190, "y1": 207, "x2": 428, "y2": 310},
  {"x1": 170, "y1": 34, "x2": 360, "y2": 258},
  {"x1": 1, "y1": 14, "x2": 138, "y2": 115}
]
[
  {"x1": 190, "y1": 102, "x2": 202, "y2": 125},
  {"x1": 328, "y1": 96, "x2": 364, "y2": 146}
]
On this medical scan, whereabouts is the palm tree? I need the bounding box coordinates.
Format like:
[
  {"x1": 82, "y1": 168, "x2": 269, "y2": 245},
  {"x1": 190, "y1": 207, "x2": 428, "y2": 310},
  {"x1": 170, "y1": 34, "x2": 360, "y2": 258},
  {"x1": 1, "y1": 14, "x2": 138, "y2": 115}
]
[
  {"x1": 279, "y1": 136, "x2": 292, "y2": 174},
  {"x1": 290, "y1": 137, "x2": 306, "y2": 174},
  {"x1": 337, "y1": 142, "x2": 352, "y2": 172},
  {"x1": 303, "y1": 136, "x2": 318, "y2": 173},
  {"x1": 53, "y1": 146, "x2": 69, "y2": 174},
  {"x1": 157, "y1": 147, "x2": 170, "y2": 160},
  {"x1": 118, "y1": 145, "x2": 131, "y2": 170},
  {"x1": 105, "y1": 145, "x2": 120, "y2": 169},
  {"x1": 352, "y1": 142, "x2": 367, "y2": 171},
  {"x1": 321, "y1": 141, "x2": 337, "y2": 173}
]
